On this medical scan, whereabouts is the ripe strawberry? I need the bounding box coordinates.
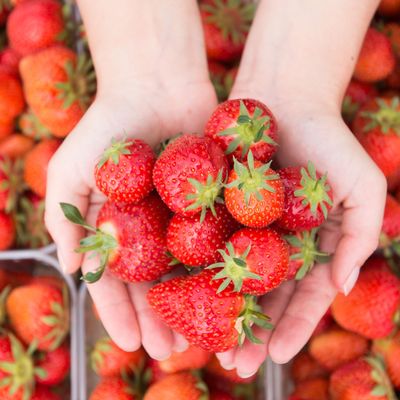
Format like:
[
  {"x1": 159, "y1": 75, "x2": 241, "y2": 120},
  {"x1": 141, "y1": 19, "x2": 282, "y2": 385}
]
[
  {"x1": 291, "y1": 378, "x2": 329, "y2": 400},
  {"x1": 90, "y1": 376, "x2": 138, "y2": 400},
  {"x1": 210, "y1": 390, "x2": 235, "y2": 400},
  {"x1": 23, "y1": 138, "x2": 61, "y2": 198},
  {"x1": 31, "y1": 386, "x2": 61, "y2": 400},
  {"x1": 329, "y1": 357, "x2": 395, "y2": 400},
  {"x1": 167, "y1": 203, "x2": 239, "y2": 267},
  {"x1": 284, "y1": 228, "x2": 330, "y2": 280},
  {"x1": 290, "y1": 352, "x2": 328, "y2": 384},
  {"x1": 309, "y1": 327, "x2": 369, "y2": 371},
  {"x1": 311, "y1": 309, "x2": 334, "y2": 337},
  {"x1": 6, "y1": 283, "x2": 69, "y2": 351},
  {"x1": 19, "y1": 45, "x2": 95, "y2": 137},
  {"x1": 61, "y1": 193, "x2": 172, "y2": 283},
  {"x1": 200, "y1": 0, "x2": 255, "y2": 62},
  {"x1": 144, "y1": 372, "x2": 207, "y2": 400},
  {"x1": 7, "y1": 0, "x2": 65, "y2": 56},
  {"x1": 224, "y1": 152, "x2": 284, "y2": 227},
  {"x1": 378, "y1": 0, "x2": 400, "y2": 16},
  {"x1": 0, "y1": 134, "x2": 34, "y2": 159},
  {"x1": 379, "y1": 194, "x2": 400, "y2": 258},
  {"x1": 35, "y1": 343, "x2": 70, "y2": 386},
  {"x1": 208, "y1": 227, "x2": 288, "y2": 295},
  {"x1": 331, "y1": 257, "x2": 400, "y2": 339},
  {"x1": 384, "y1": 23, "x2": 400, "y2": 59},
  {"x1": 0, "y1": 119, "x2": 14, "y2": 140},
  {"x1": 0, "y1": 48, "x2": 21, "y2": 77},
  {"x1": 0, "y1": 211, "x2": 15, "y2": 250},
  {"x1": 19, "y1": 109, "x2": 52, "y2": 140},
  {"x1": 353, "y1": 28, "x2": 395, "y2": 83},
  {"x1": 95, "y1": 138, "x2": 155, "y2": 204},
  {"x1": 342, "y1": 80, "x2": 377, "y2": 124},
  {"x1": 209, "y1": 61, "x2": 228, "y2": 102},
  {"x1": 205, "y1": 99, "x2": 278, "y2": 163},
  {"x1": 147, "y1": 270, "x2": 273, "y2": 352},
  {"x1": 153, "y1": 134, "x2": 228, "y2": 221},
  {"x1": 91, "y1": 336, "x2": 145, "y2": 377},
  {"x1": 276, "y1": 163, "x2": 333, "y2": 232}
]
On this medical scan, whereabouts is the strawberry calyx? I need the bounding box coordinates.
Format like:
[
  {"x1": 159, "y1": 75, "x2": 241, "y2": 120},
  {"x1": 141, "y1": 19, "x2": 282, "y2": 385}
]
[
  {"x1": 201, "y1": 0, "x2": 255, "y2": 44},
  {"x1": 207, "y1": 242, "x2": 261, "y2": 293},
  {"x1": 0, "y1": 157, "x2": 24, "y2": 213},
  {"x1": 365, "y1": 355, "x2": 397, "y2": 400},
  {"x1": 235, "y1": 295, "x2": 273, "y2": 346},
  {"x1": 361, "y1": 97, "x2": 400, "y2": 135},
  {"x1": 185, "y1": 169, "x2": 225, "y2": 223},
  {"x1": 90, "y1": 337, "x2": 111, "y2": 374},
  {"x1": 341, "y1": 95, "x2": 360, "y2": 123},
  {"x1": 285, "y1": 229, "x2": 331, "y2": 280},
  {"x1": 97, "y1": 137, "x2": 133, "y2": 169},
  {"x1": 218, "y1": 101, "x2": 276, "y2": 158},
  {"x1": 226, "y1": 151, "x2": 279, "y2": 205},
  {"x1": 60, "y1": 202, "x2": 118, "y2": 283},
  {"x1": 294, "y1": 161, "x2": 333, "y2": 219},
  {"x1": 380, "y1": 232, "x2": 400, "y2": 259},
  {"x1": 192, "y1": 371, "x2": 209, "y2": 400}
]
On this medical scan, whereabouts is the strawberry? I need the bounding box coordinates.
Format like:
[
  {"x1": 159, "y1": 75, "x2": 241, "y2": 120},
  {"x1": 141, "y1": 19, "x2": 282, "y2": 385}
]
[
  {"x1": 6, "y1": 283, "x2": 69, "y2": 351},
  {"x1": 224, "y1": 152, "x2": 284, "y2": 227},
  {"x1": 61, "y1": 193, "x2": 172, "y2": 283},
  {"x1": 276, "y1": 163, "x2": 333, "y2": 232},
  {"x1": 91, "y1": 336, "x2": 145, "y2": 377},
  {"x1": 309, "y1": 327, "x2": 369, "y2": 371},
  {"x1": 7, "y1": 0, "x2": 65, "y2": 56},
  {"x1": 146, "y1": 358, "x2": 168, "y2": 384},
  {"x1": 331, "y1": 257, "x2": 400, "y2": 339},
  {"x1": 205, "y1": 99, "x2": 278, "y2": 163},
  {"x1": 208, "y1": 227, "x2": 288, "y2": 295},
  {"x1": 156, "y1": 345, "x2": 211, "y2": 374},
  {"x1": 94, "y1": 138, "x2": 155, "y2": 204},
  {"x1": 200, "y1": 0, "x2": 255, "y2": 62},
  {"x1": 384, "y1": 23, "x2": 400, "y2": 59},
  {"x1": 291, "y1": 378, "x2": 329, "y2": 400},
  {"x1": 284, "y1": 229, "x2": 331, "y2": 280},
  {"x1": 379, "y1": 194, "x2": 400, "y2": 258},
  {"x1": 0, "y1": 119, "x2": 14, "y2": 140},
  {"x1": 209, "y1": 61, "x2": 228, "y2": 102},
  {"x1": 329, "y1": 357, "x2": 395, "y2": 400},
  {"x1": 144, "y1": 372, "x2": 207, "y2": 400},
  {"x1": 23, "y1": 138, "x2": 61, "y2": 198},
  {"x1": 0, "y1": 134, "x2": 34, "y2": 159},
  {"x1": 342, "y1": 80, "x2": 377, "y2": 125},
  {"x1": 19, "y1": 109, "x2": 52, "y2": 140},
  {"x1": 35, "y1": 343, "x2": 70, "y2": 386},
  {"x1": 353, "y1": 27, "x2": 395, "y2": 83},
  {"x1": 0, "y1": 48, "x2": 21, "y2": 77},
  {"x1": 90, "y1": 376, "x2": 138, "y2": 400},
  {"x1": 290, "y1": 352, "x2": 328, "y2": 384},
  {"x1": 31, "y1": 386, "x2": 61, "y2": 400},
  {"x1": 311, "y1": 309, "x2": 334, "y2": 337},
  {"x1": 19, "y1": 45, "x2": 95, "y2": 137},
  {"x1": 210, "y1": 390, "x2": 235, "y2": 400},
  {"x1": 166, "y1": 203, "x2": 239, "y2": 267},
  {"x1": 147, "y1": 270, "x2": 273, "y2": 352},
  {"x1": 153, "y1": 134, "x2": 228, "y2": 222},
  {"x1": 0, "y1": 211, "x2": 15, "y2": 250},
  {"x1": 378, "y1": 0, "x2": 400, "y2": 16}
]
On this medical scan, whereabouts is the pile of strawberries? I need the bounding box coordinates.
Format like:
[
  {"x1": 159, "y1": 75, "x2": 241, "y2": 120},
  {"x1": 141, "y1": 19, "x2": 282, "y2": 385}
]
[
  {"x1": 88, "y1": 334, "x2": 259, "y2": 399},
  {"x1": 0, "y1": 268, "x2": 70, "y2": 399}
]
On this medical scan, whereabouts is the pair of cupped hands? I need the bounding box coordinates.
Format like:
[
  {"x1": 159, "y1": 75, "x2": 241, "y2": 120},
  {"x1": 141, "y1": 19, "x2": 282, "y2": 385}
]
[{"x1": 44, "y1": 66, "x2": 386, "y2": 377}]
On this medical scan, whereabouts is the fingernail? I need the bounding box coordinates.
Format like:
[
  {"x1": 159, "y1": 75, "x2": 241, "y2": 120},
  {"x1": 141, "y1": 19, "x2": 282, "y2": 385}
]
[
  {"x1": 220, "y1": 363, "x2": 235, "y2": 370},
  {"x1": 237, "y1": 370, "x2": 257, "y2": 379},
  {"x1": 342, "y1": 268, "x2": 360, "y2": 296}
]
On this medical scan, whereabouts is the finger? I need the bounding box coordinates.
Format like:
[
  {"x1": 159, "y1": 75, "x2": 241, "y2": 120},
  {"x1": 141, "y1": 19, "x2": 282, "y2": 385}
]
[
  {"x1": 233, "y1": 280, "x2": 295, "y2": 378},
  {"x1": 128, "y1": 282, "x2": 174, "y2": 361},
  {"x1": 268, "y1": 263, "x2": 337, "y2": 364},
  {"x1": 216, "y1": 349, "x2": 237, "y2": 370},
  {"x1": 172, "y1": 333, "x2": 189, "y2": 353}
]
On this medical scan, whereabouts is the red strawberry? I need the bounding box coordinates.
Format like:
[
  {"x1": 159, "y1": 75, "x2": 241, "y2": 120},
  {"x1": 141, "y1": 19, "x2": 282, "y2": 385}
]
[
  {"x1": 378, "y1": 0, "x2": 400, "y2": 16},
  {"x1": 331, "y1": 257, "x2": 400, "y2": 339},
  {"x1": 309, "y1": 327, "x2": 369, "y2": 371},
  {"x1": 61, "y1": 193, "x2": 172, "y2": 283},
  {"x1": 0, "y1": 119, "x2": 14, "y2": 141},
  {"x1": 210, "y1": 390, "x2": 235, "y2": 400},
  {"x1": 0, "y1": 211, "x2": 15, "y2": 250},
  {"x1": 91, "y1": 336, "x2": 145, "y2": 377},
  {"x1": 352, "y1": 96, "x2": 400, "y2": 179},
  {"x1": 6, "y1": 283, "x2": 69, "y2": 351},
  {"x1": 290, "y1": 352, "x2": 328, "y2": 384},
  {"x1": 166, "y1": 203, "x2": 239, "y2": 267},
  {"x1": 329, "y1": 357, "x2": 395, "y2": 400},
  {"x1": 342, "y1": 80, "x2": 377, "y2": 124},
  {"x1": 90, "y1": 376, "x2": 138, "y2": 400},
  {"x1": 208, "y1": 227, "x2": 288, "y2": 295},
  {"x1": 35, "y1": 343, "x2": 70, "y2": 386},
  {"x1": 200, "y1": 0, "x2": 255, "y2": 62},
  {"x1": 379, "y1": 194, "x2": 400, "y2": 258},
  {"x1": 147, "y1": 270, "x2": 273, "y2": 352},
  {"x1": 276, "y1": 163, "x2": 333, "y2": 232},
  {"x1": 353, "y1": 28, "x2": 395, "y2": 83},
  {"x1": 23, "y1": 138, "x2": 61, "y2": 198},
  {"x1": 144, "y1": 372, "x2": 207, "y2": 400},
  {"x1": 95, "y1": 138, "x2": 155, "y2": 204},
  {"x1": 31, "y1": 386, "x2": 61, "y2": 400},
  {"x1": 209, "y1": 61, "x2": 228, "y2": 102},
  {"x1": 0, "y1": 134, "x2": 34, "y2": 159},
  {"x1": 0, "y1": 48, "x2": 21, "y2": 77},
  {"x1": 7, "y1": 0, "x2": 65, "y2": 56},
  {"x1": 205, "y1": 99, "x2": 278, "y2": 163},
  {"x1": 19, "y1": 109, "x2": 52, "y2": 140},
  {"x1": 224, "y1": 152, "x2": 284, "y2": 227},
  {"x1": 153, "y1": 134, "x2": 228, "y2": 221},
  {"x1": 384, "y1": 23, "x2": 400, "y2": 59},
  {"x1": 284, "y1": 229, "x2": 331, "y2": 280},
  {"x1": 292, "y1": 378, "x2": 329, "y2": 400},
  {"x1": 311, "y1": 309, "x2": 334, "y2": 337}
]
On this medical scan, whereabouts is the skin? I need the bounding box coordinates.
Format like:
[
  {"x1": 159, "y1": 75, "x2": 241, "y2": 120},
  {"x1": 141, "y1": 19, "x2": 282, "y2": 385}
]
[{"x1": 45, "y1": 0, "x2": 386, "y2": 377}]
